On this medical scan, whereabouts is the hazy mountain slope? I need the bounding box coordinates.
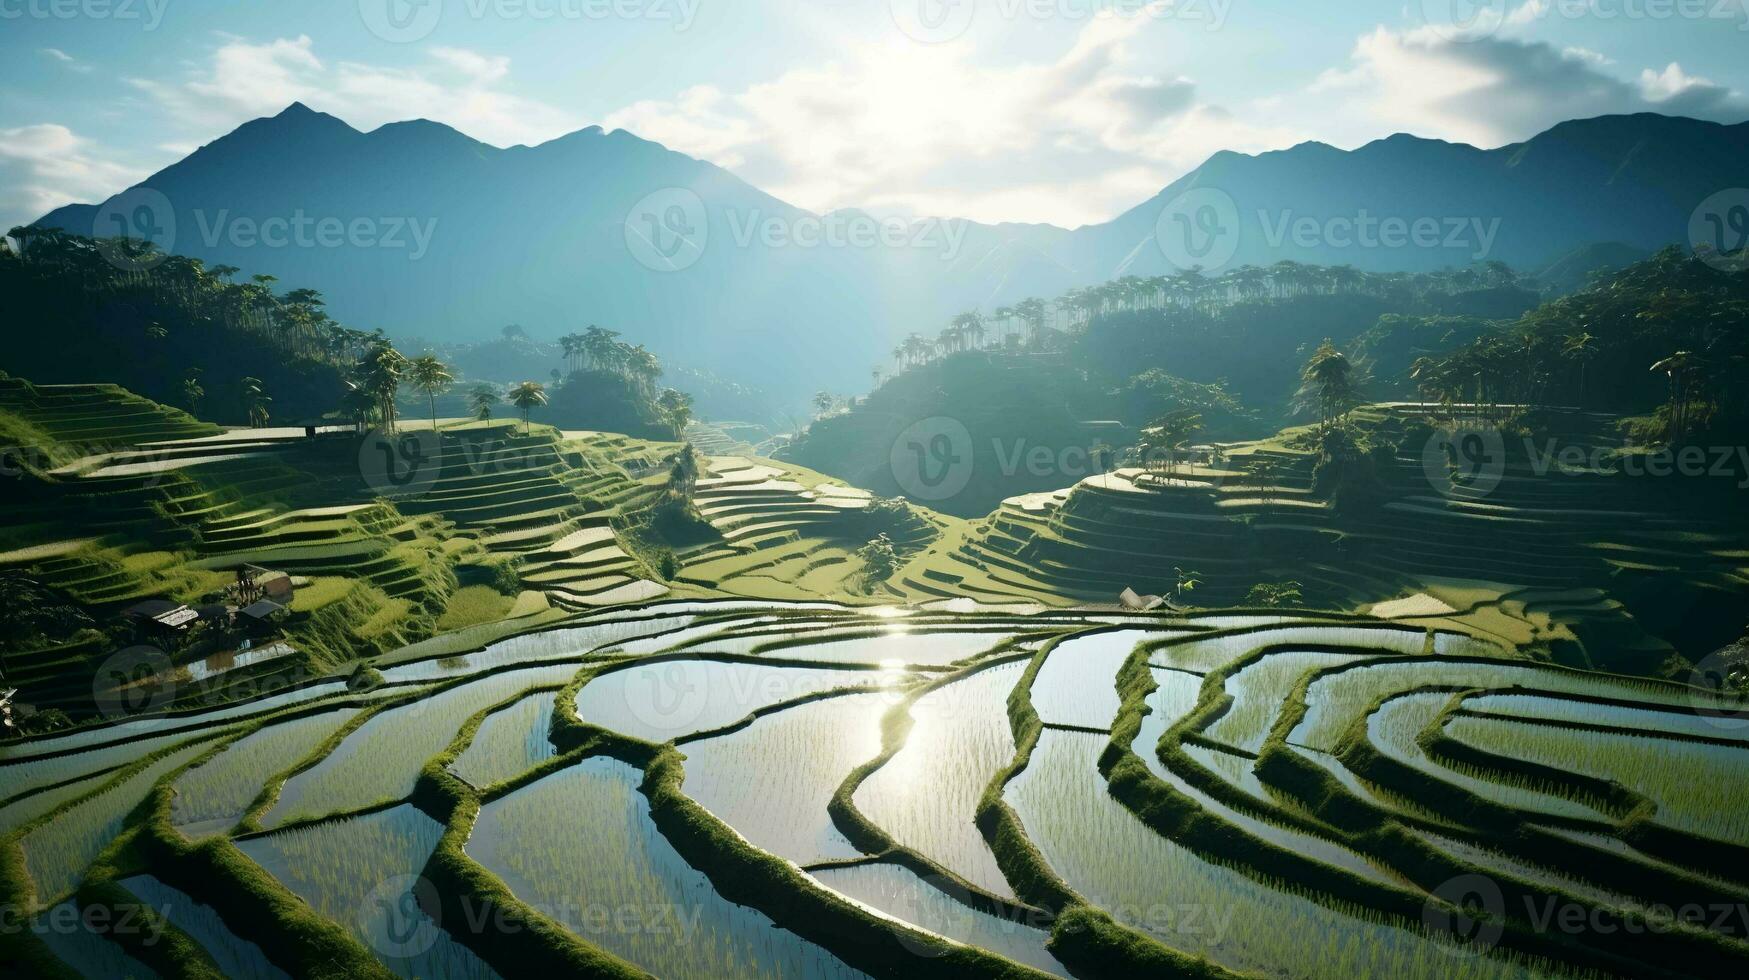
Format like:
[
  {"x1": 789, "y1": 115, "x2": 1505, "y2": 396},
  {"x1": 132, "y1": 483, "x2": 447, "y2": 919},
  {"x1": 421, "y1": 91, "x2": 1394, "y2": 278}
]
[{"x1": 37, "y1": 109, "x2": 1747, "y2": 398}]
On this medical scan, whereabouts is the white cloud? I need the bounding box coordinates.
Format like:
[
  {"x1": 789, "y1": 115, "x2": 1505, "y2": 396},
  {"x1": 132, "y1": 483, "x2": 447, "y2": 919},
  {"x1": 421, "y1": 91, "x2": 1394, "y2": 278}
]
[
  {"x1": 1298, "y1": 27, "x2": 1747, "y2": 148},
  {"x1": 604, "y1": 12, "x2": 1307, "y2": 225},
  {"x1": 130, "y1": 37, "x2": 582, "y2": 150},
  {"x1": 38, "y1": 48, "x2": 93, "y2": 73},
  {"x1": 0, "y1": 124, "x2": 149, "y2": 230}
]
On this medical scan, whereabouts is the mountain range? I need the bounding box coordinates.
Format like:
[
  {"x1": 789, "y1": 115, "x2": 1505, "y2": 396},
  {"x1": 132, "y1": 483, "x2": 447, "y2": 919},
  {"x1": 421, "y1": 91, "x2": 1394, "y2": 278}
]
[{"x1": 35, "y1": 106, "x2": 1749, "y2": 398}]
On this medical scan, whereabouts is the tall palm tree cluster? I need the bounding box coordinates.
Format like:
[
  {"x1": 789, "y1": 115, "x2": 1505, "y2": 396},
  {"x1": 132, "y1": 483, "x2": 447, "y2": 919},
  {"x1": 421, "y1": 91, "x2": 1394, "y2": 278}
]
[
  {"x1": 557, "y1": 325, "x2": 663, "y2": 398},
  {"x1": 6, "y1": 227, "x2": 383, "y2": 365},
  {"x1": 886, "y1": 260, "x2": 1524, "y2": 375},
  {"x1": 1404, "y1": 247, "x2": 1748, "y2": 444}
]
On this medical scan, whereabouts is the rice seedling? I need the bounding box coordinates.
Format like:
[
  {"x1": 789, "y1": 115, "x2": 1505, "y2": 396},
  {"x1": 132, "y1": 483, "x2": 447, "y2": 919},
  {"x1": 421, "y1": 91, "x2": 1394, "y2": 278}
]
[
  {"x1": 595, "y1": 619, "x2": 742, "y2": 656},
  {"x1": 1204, "y1": 651, "x2": 1378, "y2": 754},
  {"x1": 1366, "y1": 693, "x2": 1608, "y2": 821},
  {"x1": 448, "y1": 691, "x2": 559, "y2": 790},
  {"x1": 120, "y1": 874, "x2": 291, "y2": 980},
  {"x1": 1, "y1": 728, "x2": 204, "y2": 804},
  {"x1": 380, "y1": 615, "x2": 697, "y2": 682},
  {"x1": 810, "y1": 861, "x2": 1067, "y2": 977},
  {"x1": 1155, "y1": 626, "x2": 1427, "y2": 674},
  {"x1": 0, "y1": 771, "x2": 112, "y2": 835},
  {"x1": 264, "y1": 665, "x2": 574, "y2": 826},
  {"x1": 19, "y1": 741, "x2": 216, "y2": 907},
  {"x1": 29, "y1": 899, "x2": 160, "y2": 979},
  {"x1": 758, "y1": 631, "x2": 1019, "y2": 667},
  {"x1": 236, "y1": 805, "x2": 499, "y2": 979},
  {"x1": 170, "y1": 707, "x2": 362, "y2": 838},
  {"x1": 1464, "y1": 694, "x2": 1749, "y2": 744},
  {"x1": 468, "y1": 756, "x2": 870, "y2": 978},
  {"x1": 680, "y1": 691, "x2": 891, "y2": 865},
  {"x1": 1005, "y1": 729, "x2": 1543, "y2": 979},
  {"x1": 1131, "y1": 678, "x2": 1396, "y2": 885},
  {"x1": 1445, "y1": 715, "x2": 1749, "y2": 845},
  {"x1": 853, "y1": 661, "x2": 1026, "y2": 901},
  {"x1": 0, "y1": 681, "x2": 352, "y2": 763},
  {"x1": 1400, "y1": 829, "x2": 1653, "y2": 918},
  {"x1": 1291, "y1": 660, "x2": 1698, "y2": 752},
  {"x1": 574, "y1": 660, "x2": 889, "y2": 744},
  {"x1": 1030, "y1": 630, "x2": 1163, "y2": 730}
]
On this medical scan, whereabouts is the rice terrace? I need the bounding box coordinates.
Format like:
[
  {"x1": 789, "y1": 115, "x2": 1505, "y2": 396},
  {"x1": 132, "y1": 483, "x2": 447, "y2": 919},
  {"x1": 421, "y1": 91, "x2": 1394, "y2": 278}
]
[{"x1": 3, "y1": 3, "x2": 1749, "y2": 979}]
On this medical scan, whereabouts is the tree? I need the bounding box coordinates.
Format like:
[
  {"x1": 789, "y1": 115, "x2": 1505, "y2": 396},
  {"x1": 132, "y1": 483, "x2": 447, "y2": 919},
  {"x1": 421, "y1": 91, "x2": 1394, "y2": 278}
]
[
  {"x1": 182, "y1": 368, "x2": 205, "y2": 417},
  {"x1": 1139, "y1": 409, "x2": 1203, "y2": 476},
  {"x1": 1297, "y1": 340, "x2": 1360, "y2": 433},
  {"x1": 469, "y1": 384, "x2": 499, "y2": 423},
  {"x1": 240, "y1": 376, "x2": 271, "y2": 428},
  {"x1": 408, "y1": 355, "x2": 454, "y2": 432},
  {"x1": 656, "y1": 388, "x2": 694, "y2": 438},
  {"x1": 1649, "y1": 350, "x2": 1700, "y2": 445},
  {"x1": 0, "y1": 572, "x2": 90, "y2": 683},
  {"x1": 1243, "y1": 580, "x2": 1303, "y2": 608},
  {"x1": 1561, "y1": 331, "x2": 1597, "y2": 407},
  {"x1": 812, "y1": 391, "x2": 836, "y2": 419},
  {"x1": 1244, "y1": 455, "x2": 1282, "y2": 505},
  {"x1": 856, "y1": 533, "x2": 900, "y2": 590},
  {"x1": 358, "y1": 338, "x2": 407, "y2": 432},
  {"x1": 508, "y1": 381, "x2": 548, "y2": 435},
  {"x1": 669, "y1": 443, "x2": 701, "y2": 500},
  {"x1": 1170, "y1": 567, "x2": 1203, "y2": 607}
]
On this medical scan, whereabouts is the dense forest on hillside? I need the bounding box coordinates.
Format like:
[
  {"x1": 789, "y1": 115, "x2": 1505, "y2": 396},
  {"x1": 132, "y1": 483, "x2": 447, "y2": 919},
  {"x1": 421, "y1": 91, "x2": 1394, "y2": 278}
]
[{"x1": 787, "y1": 251, "x2": 1749, "y2": 515}]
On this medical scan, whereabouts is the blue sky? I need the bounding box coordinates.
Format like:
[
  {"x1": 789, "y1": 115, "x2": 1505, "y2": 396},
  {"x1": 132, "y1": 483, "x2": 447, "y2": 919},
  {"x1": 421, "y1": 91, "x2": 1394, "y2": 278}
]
[{"x1": 3, "y1": 0, "x2": 1746, "y2": 231}]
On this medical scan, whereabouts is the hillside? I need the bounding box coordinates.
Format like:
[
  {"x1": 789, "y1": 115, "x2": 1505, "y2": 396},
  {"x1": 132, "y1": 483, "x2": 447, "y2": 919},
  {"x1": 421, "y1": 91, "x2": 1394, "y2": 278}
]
[
  {"x1": 32, "y1": 109, "x2": 1748, "y2": 397},
  {"x1": 894, "y1": 402, "x2": 1749, "y2": 676}
]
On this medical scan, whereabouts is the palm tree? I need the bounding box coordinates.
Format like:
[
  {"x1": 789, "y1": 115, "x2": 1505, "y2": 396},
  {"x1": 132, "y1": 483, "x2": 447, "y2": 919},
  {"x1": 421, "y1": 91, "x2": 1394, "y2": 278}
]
[
  {"x1": 469, "y1": 384, "x2": 499, "y2": 424},
  {"x1": 408, "y1": 355, "x2": 454, "y2": 432},
  {"x1": 1649, "y1": 351, "x2": 1700, "y2": 445},
  {"x1": 1297, "y1": 340, "x2": 1358, "y2": 433},
  {"x1": 359, "y1": 340, "x2": 407, "y2": 433},
  {"x1": 508, "y1": 381, "x2": 548, "y2": 435},
  {"x1": 240, "y1": 376, "x2": 271, "y2": 428},
  {"x1": 1562, "y1": 331, "x2": 1597, "y2": 407}
]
